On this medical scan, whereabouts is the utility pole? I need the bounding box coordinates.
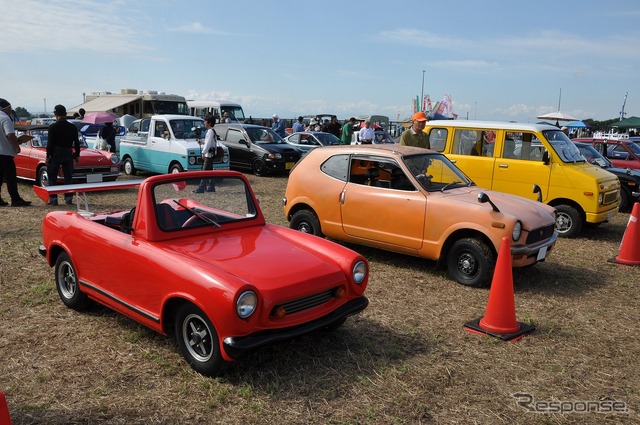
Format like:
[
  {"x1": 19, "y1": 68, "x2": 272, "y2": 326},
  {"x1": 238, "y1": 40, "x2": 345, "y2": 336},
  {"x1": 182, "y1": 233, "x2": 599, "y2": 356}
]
[
  {"x1": 620, "y1": 91, "x2": 628, "y2": 121},
  {"x1": 557, "y1": 88, "x2": 562, "y2": 111},
  {"x1": 421, "y1": 70, "x2": 426, "y2": 111}
]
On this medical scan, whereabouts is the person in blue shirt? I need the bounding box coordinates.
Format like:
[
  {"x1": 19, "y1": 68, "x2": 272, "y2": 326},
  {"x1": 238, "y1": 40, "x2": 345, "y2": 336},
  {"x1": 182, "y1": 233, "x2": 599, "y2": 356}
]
[
  {"x1": 292, "y1": 116, "x2": 304, "y2": 133},
  {"x1": 271, "y1": 114, "x2": 286, "y2": 138}
]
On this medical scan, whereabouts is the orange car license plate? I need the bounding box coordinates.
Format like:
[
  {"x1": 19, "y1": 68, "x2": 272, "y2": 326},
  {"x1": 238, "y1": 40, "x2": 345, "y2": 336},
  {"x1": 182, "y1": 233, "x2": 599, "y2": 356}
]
[{"x1": 536, "y1": 246, "x2": 547, "y2": 261}]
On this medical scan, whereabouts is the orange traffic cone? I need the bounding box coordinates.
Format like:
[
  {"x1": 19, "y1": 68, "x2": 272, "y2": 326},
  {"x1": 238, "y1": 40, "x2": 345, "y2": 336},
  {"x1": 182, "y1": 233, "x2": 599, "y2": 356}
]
[
  {"x1": 464, "y1": 236, "x2": 535, "y2": 342},
  {"x1": 0, "y1": 391, "x2": 12, "y2": 425},
  {"x1": 608, "y1": 202, "x2": 640, "y2": 266}
]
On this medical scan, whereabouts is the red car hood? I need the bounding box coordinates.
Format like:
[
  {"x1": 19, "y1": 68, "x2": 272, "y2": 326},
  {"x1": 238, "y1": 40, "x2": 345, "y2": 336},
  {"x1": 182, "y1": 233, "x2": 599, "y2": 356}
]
[
  {"x1": 78, "y1": 147, "x2": 114, "y2": 164},
  {"x1": 164, "y1": 225, "x2": 347, "y2": 290}
]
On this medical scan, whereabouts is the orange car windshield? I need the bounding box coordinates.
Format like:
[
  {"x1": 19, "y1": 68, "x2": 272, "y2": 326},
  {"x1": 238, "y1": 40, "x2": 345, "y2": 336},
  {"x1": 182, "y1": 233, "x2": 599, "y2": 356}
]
[{"x1": 403, "y1": 154, "x2": 474, "y2": 192}]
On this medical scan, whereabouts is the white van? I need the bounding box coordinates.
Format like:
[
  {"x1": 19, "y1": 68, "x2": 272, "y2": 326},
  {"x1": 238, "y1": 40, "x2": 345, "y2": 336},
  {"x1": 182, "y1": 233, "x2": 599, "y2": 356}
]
[
  {"x1": 119, "y1": 115, "x2": 230, "y2": 175},
  {"x1": 187, "y1": 100, "x2": 245, "y2": 123}
]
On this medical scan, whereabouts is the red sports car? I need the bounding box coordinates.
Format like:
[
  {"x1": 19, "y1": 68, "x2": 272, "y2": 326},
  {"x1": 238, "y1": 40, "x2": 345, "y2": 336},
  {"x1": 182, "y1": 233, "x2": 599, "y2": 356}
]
[
  {"x1": 14, "y1": 124, "x2": 120, "y2": 186},
  {"x1": 38, "y1": 171, "x2": 369, "y2": 376}
]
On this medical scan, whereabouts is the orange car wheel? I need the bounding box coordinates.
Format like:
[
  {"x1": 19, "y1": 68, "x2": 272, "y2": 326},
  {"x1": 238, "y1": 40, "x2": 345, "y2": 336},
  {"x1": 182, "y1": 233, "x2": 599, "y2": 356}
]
[
  {"x1": 447, "y1": 238, "x2": 493, "y2": 288},
  {"x1": 290, "y1": 209, "x2": 324, "y2": 237}
]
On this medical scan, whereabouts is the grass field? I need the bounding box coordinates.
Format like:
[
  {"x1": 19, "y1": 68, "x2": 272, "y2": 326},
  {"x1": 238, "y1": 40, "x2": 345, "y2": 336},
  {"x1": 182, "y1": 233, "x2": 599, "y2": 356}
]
[{"x1": 0, "y1": 174, "x2": 638, "y2": 424}]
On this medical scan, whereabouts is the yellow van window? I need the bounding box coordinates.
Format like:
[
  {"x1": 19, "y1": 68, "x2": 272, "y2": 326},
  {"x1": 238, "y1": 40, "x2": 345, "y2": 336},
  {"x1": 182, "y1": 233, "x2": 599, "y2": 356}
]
[
  {"x1": 504, "y1": 132, "x2": 545, "y2": 161},
  {"x1": 428, "y1": 128, "x2": 448, "y2": 152},
  {"x1": 453, "y1": 129, "x2": 493, "y2": 157}
]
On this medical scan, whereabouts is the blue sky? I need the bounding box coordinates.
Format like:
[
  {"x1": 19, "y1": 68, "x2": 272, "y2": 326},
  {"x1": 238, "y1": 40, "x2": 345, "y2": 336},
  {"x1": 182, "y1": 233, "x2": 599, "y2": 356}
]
[{"x1": 1, "y1": 0, "x2": 639, "y2": 123}]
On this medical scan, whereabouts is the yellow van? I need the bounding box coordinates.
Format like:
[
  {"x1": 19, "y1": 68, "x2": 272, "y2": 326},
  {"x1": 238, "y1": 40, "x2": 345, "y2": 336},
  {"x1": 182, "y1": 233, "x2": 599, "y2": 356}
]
[{"x1": 424, "y1": 120, "x2": 620, "y2": 237}]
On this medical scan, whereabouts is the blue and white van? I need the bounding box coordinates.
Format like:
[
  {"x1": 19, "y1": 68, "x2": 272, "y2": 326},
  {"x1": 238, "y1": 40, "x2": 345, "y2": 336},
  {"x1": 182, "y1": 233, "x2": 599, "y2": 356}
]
[{"x1": 119, "y1": 115, "x2": 230, "y2": 175}]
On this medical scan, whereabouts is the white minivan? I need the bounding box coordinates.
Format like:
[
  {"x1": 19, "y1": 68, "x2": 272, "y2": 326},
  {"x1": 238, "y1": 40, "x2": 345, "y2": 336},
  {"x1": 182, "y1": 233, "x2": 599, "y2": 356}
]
[{"x1": 187, "y1": 100, "x2": 245, "y2": 123}]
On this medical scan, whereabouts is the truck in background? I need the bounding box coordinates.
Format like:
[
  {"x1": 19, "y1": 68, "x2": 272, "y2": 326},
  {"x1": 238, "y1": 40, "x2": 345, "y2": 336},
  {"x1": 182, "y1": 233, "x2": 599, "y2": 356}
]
[
  {"x1": 119, "y1": 115, "x2": 230, "y2": 176},
  {"x1": 187, "y1": 100, "x2": 245, "y2": 123},
  {"x1": 70, "y1": 89, "x2": 190, "y2": 119}
]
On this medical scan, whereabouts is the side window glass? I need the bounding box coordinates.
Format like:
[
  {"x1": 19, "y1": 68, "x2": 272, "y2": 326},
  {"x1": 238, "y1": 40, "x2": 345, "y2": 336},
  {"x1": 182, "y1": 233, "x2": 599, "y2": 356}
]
[
  {"x1": 482, "y1": 131, "x2": 495, "y2": 157},
  {"x1": 453, "y1": 130, "x2": 485, "y2": 156},
  {"x1": 346, "y1": 158, "x2": 413, "y2": 190},
  {"x1": 226, "y1": 129, "x2": 245, "y2": 144},
  {"x1": 154, "y1": 123, "x2": 166, "y2": 137},
  {"x1": 428, "y1": 128, "x2": 448, "y2": 152},
  {"x1": 320, "y1": 154, "x2": 349, "y2": 181},
  {"x1": 504, "y1": 132, "x2": 546, "y2": 161},
  {"x1": 348, "y1": 159, "x2": 375, "y2": 186}
]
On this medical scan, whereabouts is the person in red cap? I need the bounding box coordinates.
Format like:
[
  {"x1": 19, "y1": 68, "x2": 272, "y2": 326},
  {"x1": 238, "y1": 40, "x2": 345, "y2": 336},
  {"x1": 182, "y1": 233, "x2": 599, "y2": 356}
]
[{"x1": 400, "y1": 111, "x2": 430, "y2": 148}]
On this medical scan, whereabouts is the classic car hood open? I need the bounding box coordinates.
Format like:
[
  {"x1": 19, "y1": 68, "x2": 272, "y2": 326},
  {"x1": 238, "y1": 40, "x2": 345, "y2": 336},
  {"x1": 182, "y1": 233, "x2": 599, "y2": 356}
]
[
  {"x1": 78, "y1": 148, "x2": 115, "y2": 162},
  {"x1": 609, "y1": 166, "x2": 640, "y2": 178},
  {"x1": 441, "y1": 187, "x2": 556, "y2": 226},
  {"x1": 166, "y1": 225, "x2": 347, "y2": 290}
]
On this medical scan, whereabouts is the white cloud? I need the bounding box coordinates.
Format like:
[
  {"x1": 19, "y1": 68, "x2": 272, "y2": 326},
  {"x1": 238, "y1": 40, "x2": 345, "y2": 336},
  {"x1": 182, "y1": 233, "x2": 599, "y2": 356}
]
[
  {"x1": 171, "y1": 22, "x2": 217, "y2": 34},
  {"x1": 0, "y1": 0, "x2": 140, "y2": 53}
]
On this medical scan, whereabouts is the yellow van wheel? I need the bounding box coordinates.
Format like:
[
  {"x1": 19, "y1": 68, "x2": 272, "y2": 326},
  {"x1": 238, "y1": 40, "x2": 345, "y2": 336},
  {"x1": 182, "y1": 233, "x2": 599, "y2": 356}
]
[{"x1": 554, "y1": 205, "x2": 582, "y2": 238}]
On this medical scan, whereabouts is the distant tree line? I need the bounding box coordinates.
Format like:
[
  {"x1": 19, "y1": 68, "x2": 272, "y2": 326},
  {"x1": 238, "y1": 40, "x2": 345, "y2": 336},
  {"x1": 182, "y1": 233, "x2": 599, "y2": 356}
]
[
  {"x1": 582, "y1": 117, "x2": 624, "y2": 132},
  {"x1": 13, "y1": 107, "x2": 49, "y2": 119}
]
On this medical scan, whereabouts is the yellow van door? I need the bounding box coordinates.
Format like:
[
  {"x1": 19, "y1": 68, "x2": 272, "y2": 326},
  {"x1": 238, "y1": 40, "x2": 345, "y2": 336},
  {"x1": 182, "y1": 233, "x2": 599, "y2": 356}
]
[{"x1": 491, "y1": 131, "x2": 551, "y2": 201}]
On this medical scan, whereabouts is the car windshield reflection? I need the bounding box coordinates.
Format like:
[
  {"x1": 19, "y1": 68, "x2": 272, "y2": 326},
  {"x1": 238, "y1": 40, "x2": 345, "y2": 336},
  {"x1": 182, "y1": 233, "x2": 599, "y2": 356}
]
[
  {"x1": 403, "y1": 154, "x2": 474, "y2": 192},
  {"x1": 246, "y1": 128, "x2": 285, "y2": 144},
  {"x1": 26, "y1": 130, "x2": 88, "y2": 148},
  {"x1": 169, "y1": 119, "x2": 206, "y2": 139},
  {"x1": 543, "y1": 130, "x2": 584, "y2": 162},
  {"x1": 152, "y1": 176, "x2": 258, "y2": 231}
]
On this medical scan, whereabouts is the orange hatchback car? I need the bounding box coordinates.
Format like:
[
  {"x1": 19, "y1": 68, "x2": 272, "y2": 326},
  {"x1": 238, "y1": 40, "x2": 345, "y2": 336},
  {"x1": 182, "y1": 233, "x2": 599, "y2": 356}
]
[{"x1": 283, "y1": 145, "x2": 558, "y2": 287}]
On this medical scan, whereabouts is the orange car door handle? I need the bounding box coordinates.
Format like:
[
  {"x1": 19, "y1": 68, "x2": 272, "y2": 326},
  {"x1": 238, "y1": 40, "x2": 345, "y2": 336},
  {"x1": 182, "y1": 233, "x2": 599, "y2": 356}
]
[
  {"x1": 340, "y1": 191, "x2": 346, "y2": 204},
  {"x1": 499, "y1": 163, "x2": 509, "y2": 168}
]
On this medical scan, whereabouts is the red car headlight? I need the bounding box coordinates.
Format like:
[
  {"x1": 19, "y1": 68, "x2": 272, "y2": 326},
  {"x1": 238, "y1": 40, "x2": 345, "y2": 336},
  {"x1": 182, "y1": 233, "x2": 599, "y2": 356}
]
[
  {"x1": 352, "y1": 260, "x2": 367, "y2": 284},
  {"x1": 236, "y1": 291, "x2": 257, "y2": 319}
]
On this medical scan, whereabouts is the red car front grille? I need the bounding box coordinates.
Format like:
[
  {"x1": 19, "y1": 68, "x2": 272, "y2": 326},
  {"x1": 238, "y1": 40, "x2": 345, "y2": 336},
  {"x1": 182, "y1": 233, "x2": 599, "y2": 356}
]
[{"x1": 271, "y1": 287, "x2": 337, "y2": 316}]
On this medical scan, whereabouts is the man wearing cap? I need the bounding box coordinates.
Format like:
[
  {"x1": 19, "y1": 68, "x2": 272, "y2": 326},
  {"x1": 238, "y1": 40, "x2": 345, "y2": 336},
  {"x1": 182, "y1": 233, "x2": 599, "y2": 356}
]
[
  {"x1": 0, "y1": 98, "x2": 31, "y2": 206},
  {"x1": 271, "y1": 114, "x2": 286, "y2": 138},
  {"x1": 400, "y1": 111, "x2": 430, "y2": 149},
  {"x1": 341, "y1": 117, "x2": 356, "y2": 145},
  {"x1": 359, "y1": 119, "x2": 374, "y2": 144},
  {"x1": 46, "y1": 104, "x2": 80, "y2": 205}
]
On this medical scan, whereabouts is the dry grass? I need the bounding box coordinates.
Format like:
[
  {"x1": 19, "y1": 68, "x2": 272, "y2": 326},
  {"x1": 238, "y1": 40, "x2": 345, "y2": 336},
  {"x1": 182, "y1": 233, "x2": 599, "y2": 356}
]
[{"x1": 0, "y1": 174, "x2": 638, "y2": 424}]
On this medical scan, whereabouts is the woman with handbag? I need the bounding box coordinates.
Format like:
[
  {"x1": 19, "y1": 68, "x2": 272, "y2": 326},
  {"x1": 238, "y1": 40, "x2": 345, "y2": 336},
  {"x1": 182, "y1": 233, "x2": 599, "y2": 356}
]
[{"x1": 98, "y1": 121, "x2": 117, "y2": 152}]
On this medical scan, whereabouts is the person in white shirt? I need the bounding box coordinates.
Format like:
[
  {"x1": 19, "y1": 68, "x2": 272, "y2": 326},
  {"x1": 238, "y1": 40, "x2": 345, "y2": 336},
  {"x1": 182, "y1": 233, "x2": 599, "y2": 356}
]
[
  {"x1": 0, "y1": 98, "x2": 31, "y2": 206},
  {"x1": 194, "y1": 116, "x2": 218, "y2": 193},
  {"x1": 359, "y1": 119, "x2": 375, "y2": 144}
]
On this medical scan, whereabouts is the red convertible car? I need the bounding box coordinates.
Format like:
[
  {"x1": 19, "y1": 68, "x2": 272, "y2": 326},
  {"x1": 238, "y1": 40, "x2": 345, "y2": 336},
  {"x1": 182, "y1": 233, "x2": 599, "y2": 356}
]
[
  {"x1": 14, "y1": 124, "x2": 121, "y2": 186},
  {"x1": 38, "y1": 171, "x2": 369, "y2": 376}
]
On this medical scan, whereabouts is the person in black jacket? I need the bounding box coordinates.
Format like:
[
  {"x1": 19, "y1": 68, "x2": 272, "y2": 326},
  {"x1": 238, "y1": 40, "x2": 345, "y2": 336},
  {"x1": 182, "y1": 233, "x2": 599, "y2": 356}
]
[
  {"x1": 99, "y1": 121, "x2": 117, "y2": 153},
  {"x1": 47, "y1": 104, "x2": 80, "y2": 205}
]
